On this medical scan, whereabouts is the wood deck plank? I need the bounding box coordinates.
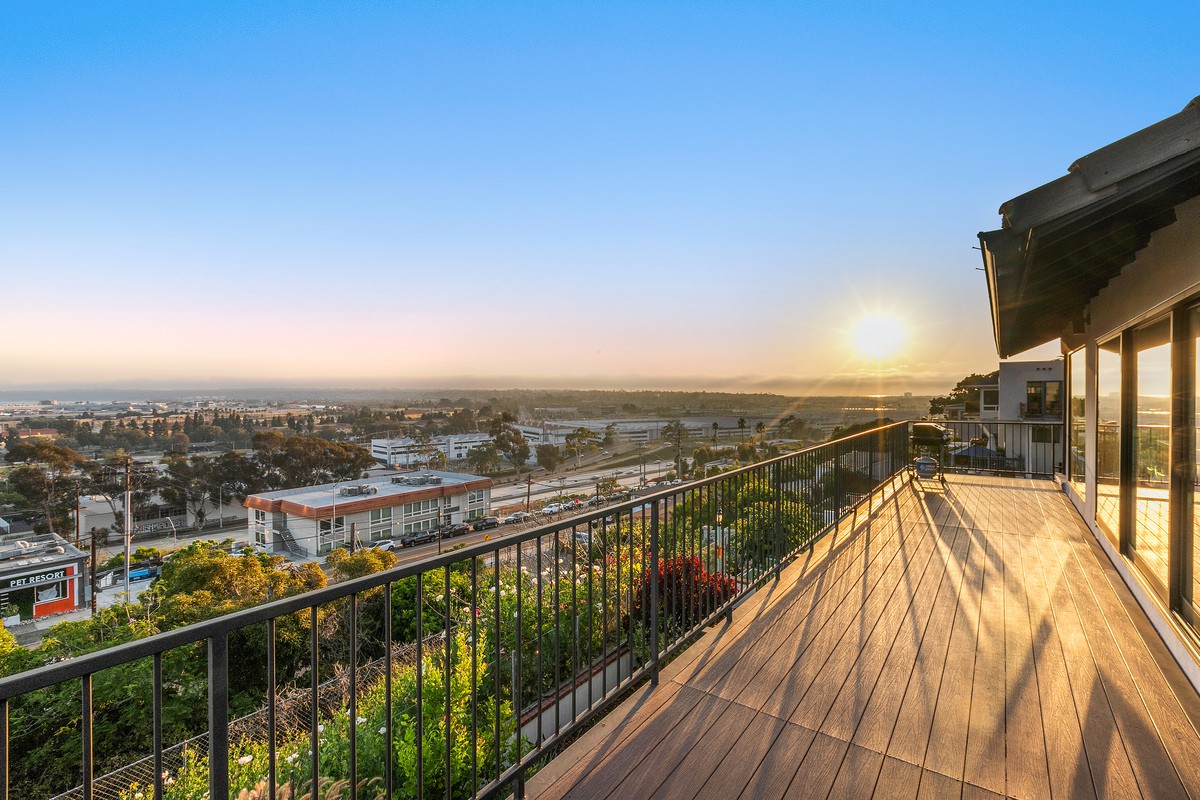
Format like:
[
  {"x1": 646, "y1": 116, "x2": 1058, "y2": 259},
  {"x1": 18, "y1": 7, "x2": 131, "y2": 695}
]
[
  {"x1": 729, "y1": 515, "x2": 924, "y2": 716},
  {"x1": 597, "y1": 690, "x2": 729, "y2": 800},
  {"x1": 646, "y1": 700, "x2": 759, "y2": 800},
  {"x1": 873, "y1": 756, "x2": 921, "y2": 800},
  {"x1": 1031, "y1": 534, "x2": 1142, "y2": 800},
  {"x1": 895, "y1": 518, "x2": 986, "y2": 773},
  {"x1": 1017, "y1": 533, "x2": 1097, "y2": 800},
  {"x1": 1064, "y1": 533, "x2": 1200, "y2": 798},
  {"x1": 526, "y1": 476, "x2": 1200, "y2": 800},
  {"x1": 1002, "y1": 532, "x2": 1052, "y2": 800},
  {"x1": 852, "y1": 523, "x2": 974, "y2": 755},
  {"x1": 714, "y1": 502, "x2": 924, "y2": 713},
  {"x1": 679, "y1": 508, "x2": 896, "y2": 695},
  {"x1": 804, "y1": 519, "x2": 955, "y2": 742},
  {"x1": 734, "y1": 721, "x2": 815, "y2": 800},
  {"x1": 1054, "y1": 537, "x2": 1187, "y2": 799},
  {"x1": 825, "y1": 741, "x2": 884, "y2": 800},
  {"x1": 688, "y1": 712, "x2": 788, "y2": 800},
  {"x1": 958, "y1": 533, "x2": 1004, "y2": 793},
  {"x1": 788, "y1": 519, "x2": 941, "y2": 732}
]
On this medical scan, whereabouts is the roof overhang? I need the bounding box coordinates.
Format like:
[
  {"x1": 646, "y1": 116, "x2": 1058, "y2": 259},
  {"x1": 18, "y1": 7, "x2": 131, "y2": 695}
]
[{"x1": 980, "y1": 97, "x2": 1200, "y2": 358}]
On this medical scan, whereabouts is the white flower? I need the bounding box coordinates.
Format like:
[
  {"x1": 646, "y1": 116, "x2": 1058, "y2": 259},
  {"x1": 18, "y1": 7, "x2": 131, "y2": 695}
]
[
  {"x1": 379, "y1": 726, "x2": 387, "y2": 735},
  {"x1": 286, "y1": 753, "x2": 298, "y2": 763},
  {"x1": 237, "y1": 755, "x2": 253, "y2": 765},
  {"x1": 356, "y1": 716, "x2": 366, "y2": 725},
  {"x1": 317, "y1": 724, "x2": 325, "y2": 733},
  {"x1": 134, "y1": 793, "x2": 144, "y2": 800}
]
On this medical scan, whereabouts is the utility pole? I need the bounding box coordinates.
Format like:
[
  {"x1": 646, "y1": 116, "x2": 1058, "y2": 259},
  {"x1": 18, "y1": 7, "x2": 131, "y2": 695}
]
[
  {"x1": 90, "y1": 531, "x2": 98, "y2": 614},
  {"x1": 123, "y1": 457, "x2": 132, "y2": 597},
  {"x1": 525, "y1": 476, "x2": 532, "y2": 512},
  {"x1": 74, "y1": 486, "x2": 82, "y2": 547}
]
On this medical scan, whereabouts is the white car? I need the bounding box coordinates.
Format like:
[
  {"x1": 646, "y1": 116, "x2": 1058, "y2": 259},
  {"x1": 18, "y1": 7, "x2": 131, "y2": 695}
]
[
  {"x1": 370, "y1": 539, "x2": 396, "y2": 551},
  {"x1": 539, "y1": 503, "x2": 565, "y2": 515}
]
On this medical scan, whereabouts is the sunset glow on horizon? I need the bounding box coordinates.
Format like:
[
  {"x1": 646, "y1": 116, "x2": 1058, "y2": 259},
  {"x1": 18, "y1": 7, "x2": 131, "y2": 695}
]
[{"x1": 1, "y1": 4, "x2": 1190, "y2": 395}]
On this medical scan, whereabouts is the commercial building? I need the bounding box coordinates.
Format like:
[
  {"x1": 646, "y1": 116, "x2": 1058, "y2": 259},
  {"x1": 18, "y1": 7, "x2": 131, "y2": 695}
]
[
  {"x1": 0, "y1": 532, "x2": 87, "y2": 624},
  {"x1": 981, "y1": 97, "x2": 1200, "y2": 663},
  {"x1": 243, "y1": 470, "x2": 493, "y2": 557},
  {"x1": 370, "y1": 434, "x2": 493, "y2": 467}
]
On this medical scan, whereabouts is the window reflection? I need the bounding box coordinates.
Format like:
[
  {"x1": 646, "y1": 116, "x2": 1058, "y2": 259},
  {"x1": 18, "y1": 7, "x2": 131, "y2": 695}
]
[
  {"x1": 1069, "y1": 349, "x2": 1086, "y2": 502},
  {"x1": 1132, "y1": 318, "x2": 1171, "y2": 591},
  {"x1": 1096, "y1": 338, "x2": 1121, "y2": 544}
]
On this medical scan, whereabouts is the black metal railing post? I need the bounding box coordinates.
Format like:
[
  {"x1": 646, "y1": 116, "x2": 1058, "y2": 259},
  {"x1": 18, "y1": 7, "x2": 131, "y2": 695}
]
[
  {"x1": 649, "y1": 500, "x2": 660, "y2": 686},
  {"x1": 208, "y1": 631, "x2": 229, "y2": 800},
  {"x1": 773, "y1": 463, "x2": 782, "y2": 581},
  {"x1": 153, "y1": 653, "x2": 163, "y2": 800},
  {"x1": 82, "y1": 675, "x2": 93, "y2": 800}
]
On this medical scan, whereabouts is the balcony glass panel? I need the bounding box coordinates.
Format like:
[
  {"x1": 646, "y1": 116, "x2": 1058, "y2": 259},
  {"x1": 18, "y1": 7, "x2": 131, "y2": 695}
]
[
  {"x1": 1133, "y1": 317, "x2": 1171, "y2": 591},
  {"x1": 1096, "y1": 338, "x2": 1122, "y2": 544}
]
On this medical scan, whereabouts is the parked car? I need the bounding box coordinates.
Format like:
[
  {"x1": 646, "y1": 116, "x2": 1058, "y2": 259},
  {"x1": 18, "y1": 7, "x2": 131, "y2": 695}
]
[
  {"x1": 370, "y1": 539, "x2": 396, "y2": 551},
  {"x1": 539, "y1": 503, "x2": 565, "y2": 515},
  {"x1": 472, "y1": 516, "x2": 500, "y2": 531},
  {"x1": 586, "y1": 495, "x2": 606, "y2": 506},
  {"x1": 564, "y1": 498, "x2": 585, "y2": 510},
  {"x1": 442, "y1": 522, "x2": 470, "y2": 537},
  {"x1": 401, "y1": 529, "x2": 440, "y2": 547},
  {"x1": 503, "y1": 511, "x2": 530, "y2": 524}
]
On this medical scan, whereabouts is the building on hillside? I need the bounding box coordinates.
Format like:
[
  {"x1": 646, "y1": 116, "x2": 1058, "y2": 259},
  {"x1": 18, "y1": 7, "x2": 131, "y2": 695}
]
[
  {"x1": 15, "y1": 428, "x2": 58, "y2": 439},
  {"x1": 243, "y1": 470, "x2": 493, "y2": 557},
  {"x1": 980, "y1": 97, "x2": 1200, "y2": 648},
  {"x1": 0, "y1": 532, "x2": 87, "y2": 624},
  {"x1": 370, "y1": 433, "x2": 493, "y2": 467}
]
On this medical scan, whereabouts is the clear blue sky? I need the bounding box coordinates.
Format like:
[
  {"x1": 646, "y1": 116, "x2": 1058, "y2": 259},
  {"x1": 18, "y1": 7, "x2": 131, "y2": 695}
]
[{"x1": 4, "y1": 2, "x2": 1197, "y2": 395}]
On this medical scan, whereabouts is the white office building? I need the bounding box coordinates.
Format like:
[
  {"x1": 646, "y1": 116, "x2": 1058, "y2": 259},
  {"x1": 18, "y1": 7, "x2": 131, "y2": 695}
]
[
  {"x1": 370, "y1": 434, "x2": 494, "y2": 467},
  {"x1": 244, "y1": 471, "x2": 492, "y2": 557}
]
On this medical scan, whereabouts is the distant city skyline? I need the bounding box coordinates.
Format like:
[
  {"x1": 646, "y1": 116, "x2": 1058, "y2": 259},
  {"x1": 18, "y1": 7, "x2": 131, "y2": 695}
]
[{"x1": 3, "y1": 3, "x2": 1191, "y2": 394}]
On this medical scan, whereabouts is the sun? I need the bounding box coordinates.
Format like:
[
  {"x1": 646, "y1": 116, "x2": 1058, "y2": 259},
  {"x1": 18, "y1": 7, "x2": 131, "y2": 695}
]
[{"x1": 851, "y1": 313, "x2": 906, "y2": 359}]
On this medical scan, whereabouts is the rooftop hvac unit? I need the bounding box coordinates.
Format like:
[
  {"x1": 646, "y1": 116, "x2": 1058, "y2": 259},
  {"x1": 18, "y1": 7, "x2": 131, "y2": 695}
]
[
  {"x1": 341, "y1": 486, "x2": 361, "y2": 497},
  {"x1": 391, "y1": 476, "x2": 410, "y2": 485},
  {"x1": 427, "y1": 476, "x2": 443, "y2": 485},
  {"x1": 411, "y1": 476, "x2": 428, "y2": 485},
  {"x1": 359, "y1": 485, "x2": 378, "y2": 495}
]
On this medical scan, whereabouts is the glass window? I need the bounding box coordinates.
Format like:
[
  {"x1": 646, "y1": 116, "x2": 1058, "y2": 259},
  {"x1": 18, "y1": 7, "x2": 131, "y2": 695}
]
[
  {"x1": 1068, "y1": 348, "x2": 1087, "y2": 503},
  {"x1": 1132, "y1": 318, "x2": 1171, "y2": 592},
  {"x1": 1096, "y1": 338, "x2": 1122, "y2": 543},
  {"x1": 318, "y1": 516, "x2": 347, "y2": 553},
  {"x1": 1192, "y1": 307, "x2": 1200, "y2": 611}
]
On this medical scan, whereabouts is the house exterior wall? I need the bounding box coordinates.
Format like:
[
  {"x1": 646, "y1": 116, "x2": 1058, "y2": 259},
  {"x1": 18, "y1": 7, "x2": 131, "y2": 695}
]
[{"x1": 998, "y1": 360, "x2": 1064, "y2": 420}]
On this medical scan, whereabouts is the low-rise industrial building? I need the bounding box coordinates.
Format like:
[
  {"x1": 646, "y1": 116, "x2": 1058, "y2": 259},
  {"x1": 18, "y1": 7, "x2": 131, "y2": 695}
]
[{"x1": 243, "y1": 471, "x2": 493, "y2": 557}]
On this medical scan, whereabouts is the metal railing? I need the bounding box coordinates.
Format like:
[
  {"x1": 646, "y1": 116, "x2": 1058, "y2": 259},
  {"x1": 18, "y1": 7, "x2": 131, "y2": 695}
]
[
  {"x1": 915, "y1": 419, "x2": 1065, "y2": 478},
  {"x1": 0, "y1": 423, "x2": 911, "y2": 800}
]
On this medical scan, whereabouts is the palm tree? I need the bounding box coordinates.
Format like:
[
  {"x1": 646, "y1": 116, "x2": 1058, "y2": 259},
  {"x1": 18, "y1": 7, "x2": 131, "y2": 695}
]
[
  {"x1": 755, "y1": 421, "x2": 766, "y2": 440},
  {"x1": 737, "y1": 417, "x2": 747, "y2": 443},
  {"x1": 711, "y1": 421, "x2": 719, "y2": 443}
]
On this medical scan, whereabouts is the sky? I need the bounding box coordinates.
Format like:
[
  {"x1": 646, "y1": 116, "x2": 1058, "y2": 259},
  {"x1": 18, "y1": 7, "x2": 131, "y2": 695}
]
[{"x1": 4, "y1": 2, "x2": 1199, "y2": 397}]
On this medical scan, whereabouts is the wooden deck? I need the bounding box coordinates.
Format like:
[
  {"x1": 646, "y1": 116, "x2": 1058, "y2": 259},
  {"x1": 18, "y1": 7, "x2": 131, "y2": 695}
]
[{"x1": 527, "y1": 475, "x2": 1200, "y2": 800}]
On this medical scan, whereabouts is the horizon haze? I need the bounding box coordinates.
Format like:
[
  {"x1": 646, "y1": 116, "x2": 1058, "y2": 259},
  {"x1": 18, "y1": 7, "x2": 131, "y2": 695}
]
[{"x1": 3, "y1": 3, "x2": 1191, "y2": 392}]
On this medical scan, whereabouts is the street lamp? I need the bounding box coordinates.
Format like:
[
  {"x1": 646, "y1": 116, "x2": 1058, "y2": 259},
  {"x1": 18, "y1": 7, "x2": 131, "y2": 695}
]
[{"x1": 165, "y1": 517, "x2": 178, "y2": 551}]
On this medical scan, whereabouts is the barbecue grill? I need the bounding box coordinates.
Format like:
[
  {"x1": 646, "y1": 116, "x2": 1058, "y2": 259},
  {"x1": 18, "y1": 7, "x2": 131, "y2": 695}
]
[{"x1": 910, "y1": 422, "x2": 949, "y2": 483}]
